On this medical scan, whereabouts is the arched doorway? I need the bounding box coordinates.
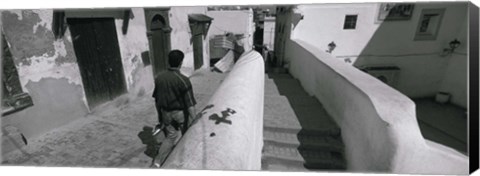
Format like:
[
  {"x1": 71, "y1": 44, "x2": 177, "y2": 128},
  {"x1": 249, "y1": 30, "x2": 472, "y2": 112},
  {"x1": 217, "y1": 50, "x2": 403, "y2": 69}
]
[{"x1": 145, "y1": 9, "x2": 171, "y2": 77}]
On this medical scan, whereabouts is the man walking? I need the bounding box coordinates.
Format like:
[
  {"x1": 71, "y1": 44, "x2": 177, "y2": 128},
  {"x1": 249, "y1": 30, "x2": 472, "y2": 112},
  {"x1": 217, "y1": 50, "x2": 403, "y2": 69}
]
[{"x1": 151, "y1": 50, "x2": 196, "y2": 167}]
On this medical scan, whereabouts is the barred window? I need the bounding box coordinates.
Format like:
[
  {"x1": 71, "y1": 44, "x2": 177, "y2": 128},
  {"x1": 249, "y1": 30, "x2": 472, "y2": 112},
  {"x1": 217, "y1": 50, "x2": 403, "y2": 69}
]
[{"x1": 343, "y1": 15, "x2": 358, "y2": 30}]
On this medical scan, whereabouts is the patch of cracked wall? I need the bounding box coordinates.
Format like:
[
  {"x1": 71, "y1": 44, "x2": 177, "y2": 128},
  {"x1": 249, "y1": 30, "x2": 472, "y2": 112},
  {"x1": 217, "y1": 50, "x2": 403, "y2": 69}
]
[
  {"x1": 114, "y1": 8, "x2": 149, "y2": 91},
  {"x1": 1, "y1": 10, "x2": 89, "y2": 110}
]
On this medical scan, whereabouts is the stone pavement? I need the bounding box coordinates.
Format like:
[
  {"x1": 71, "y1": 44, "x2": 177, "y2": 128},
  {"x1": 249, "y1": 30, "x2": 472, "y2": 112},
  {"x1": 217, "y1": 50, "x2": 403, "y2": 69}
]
[{"x1": 1, "y1": 69, "x2": 226, "y2": 168}]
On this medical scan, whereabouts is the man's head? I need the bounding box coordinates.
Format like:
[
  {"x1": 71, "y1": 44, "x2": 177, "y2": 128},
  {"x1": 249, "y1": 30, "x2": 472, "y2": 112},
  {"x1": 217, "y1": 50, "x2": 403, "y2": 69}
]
[{"x1": 168, "y1": 50, "x2": 185, "y2": 68}]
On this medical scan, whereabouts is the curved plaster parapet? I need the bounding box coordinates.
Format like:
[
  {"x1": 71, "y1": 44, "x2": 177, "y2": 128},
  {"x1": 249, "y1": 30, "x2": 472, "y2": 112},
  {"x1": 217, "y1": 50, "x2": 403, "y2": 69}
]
[
  {"x1": 286, "y1": 38, "x2": 468, "y2": 174},
  {"x1": 162, "y1": 50, "x2": 265, "y2": 170}
]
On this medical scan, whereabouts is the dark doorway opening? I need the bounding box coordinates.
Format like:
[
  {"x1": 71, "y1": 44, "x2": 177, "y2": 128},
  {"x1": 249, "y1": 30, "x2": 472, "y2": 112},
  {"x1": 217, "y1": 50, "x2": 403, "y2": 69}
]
[
  {"x1": 67, "y1": 18, "x2": 127, "y2": 109},
  {"x1": 254, "y1": 25, "x2": 264, "y2": 54}
]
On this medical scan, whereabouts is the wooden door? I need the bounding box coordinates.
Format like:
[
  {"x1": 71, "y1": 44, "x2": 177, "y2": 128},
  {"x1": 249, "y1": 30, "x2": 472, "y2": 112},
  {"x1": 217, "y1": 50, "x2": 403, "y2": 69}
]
[
  {"x1": 145, "y1": 10, "x2": 171, "y2": 77},
  {"x1": 192, "y1": 34, "x2": 203, "y2": 70},
  {"x1": 150, "y1": 29, "x2": 169, "y2": 74},
  {"x1": 92, "y1": 18, "x2": 127, "y2": 99},
  {"x1": 68, "y1": 18, "x2": 127, "y2": 108}
]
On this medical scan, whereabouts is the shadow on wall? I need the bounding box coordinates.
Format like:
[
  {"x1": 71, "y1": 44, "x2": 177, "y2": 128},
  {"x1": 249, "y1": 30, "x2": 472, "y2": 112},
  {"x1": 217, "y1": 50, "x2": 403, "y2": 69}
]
[
  {"x1": 285, "y1": 2, "x2": 469, "y2": 174},
  {"x1": 350, "y1": 2, "x2": 469, "y2": 155},
  {"x1": 352, "y1": 3, "x2": 468, "y2": 106}
]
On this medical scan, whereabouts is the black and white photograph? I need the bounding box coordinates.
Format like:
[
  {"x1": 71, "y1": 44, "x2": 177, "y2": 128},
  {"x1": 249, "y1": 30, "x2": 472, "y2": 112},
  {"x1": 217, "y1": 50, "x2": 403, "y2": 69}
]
[{"x1": 0, "y1": 0, "x2": 478, "y2": 175}]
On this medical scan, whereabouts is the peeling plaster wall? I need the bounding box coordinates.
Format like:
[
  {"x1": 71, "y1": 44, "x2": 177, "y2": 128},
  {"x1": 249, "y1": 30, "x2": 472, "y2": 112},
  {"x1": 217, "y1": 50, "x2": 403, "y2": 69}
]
[
  {"x1": 169, "y1": 7, "x2": 210, "y2": 71},
  {"x1": 1, "y1": 10, "x2": 88, "y2": 139},
  {"x1": 114, "y1": 8, "x2": 149, "y2": 93},
  {"x1": 2, "y1": 10, "x2": 83, "y2": 94},
  {"x1": 124, "y1": 7, "x2": 212, "y2": 101}
]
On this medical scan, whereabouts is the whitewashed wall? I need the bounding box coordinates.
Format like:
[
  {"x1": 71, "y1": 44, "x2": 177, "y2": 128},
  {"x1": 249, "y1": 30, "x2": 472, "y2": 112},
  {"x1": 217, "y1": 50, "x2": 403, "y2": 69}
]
[
  {"x1": 291, "y1": 2, "x2": 468, "y2": 108},
  {"x1": 286, "y1": 38, "x2": 468, "y2": 174},
  {"x1": 206, "y1": 10, "x2": 254, "y2": 50},
  {"x1": 170, "y1": 6, "x2": 210, "y2": 71}
]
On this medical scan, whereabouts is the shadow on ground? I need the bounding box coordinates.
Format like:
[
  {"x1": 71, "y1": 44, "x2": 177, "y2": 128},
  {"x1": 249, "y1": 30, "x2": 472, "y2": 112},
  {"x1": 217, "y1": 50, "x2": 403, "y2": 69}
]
[
  {"x1": 137, "y1": 126, "x2": 165, "y2": 159},
  {"x1": 413, "y1": 98, "x2": 467, "y2": 154},
  {"x1": 266, "y1": 70, "x2": 346, "y2": 170}
]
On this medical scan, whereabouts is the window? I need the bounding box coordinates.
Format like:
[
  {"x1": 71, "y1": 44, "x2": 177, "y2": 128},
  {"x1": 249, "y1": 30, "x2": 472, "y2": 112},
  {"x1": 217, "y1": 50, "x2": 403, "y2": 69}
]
[
  {"x1": 414, "y1": 8, "x2": 445, "y2": 41},
  {"x1": 343, "y1": 15, "x2": 358, "y2": 30}
]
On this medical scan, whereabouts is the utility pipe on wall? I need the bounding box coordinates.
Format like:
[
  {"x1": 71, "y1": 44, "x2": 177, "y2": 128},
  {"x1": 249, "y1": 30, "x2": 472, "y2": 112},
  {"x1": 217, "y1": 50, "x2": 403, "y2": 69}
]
[{"x1": 162, "y1": 50, "x2": 265, "y2": 170}]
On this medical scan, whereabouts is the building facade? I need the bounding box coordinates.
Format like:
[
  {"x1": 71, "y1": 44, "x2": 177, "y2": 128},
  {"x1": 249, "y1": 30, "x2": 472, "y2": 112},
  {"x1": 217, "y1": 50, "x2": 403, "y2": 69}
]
[{"x1": 1, "y1": 7, "x2": 217, "y2": 152}]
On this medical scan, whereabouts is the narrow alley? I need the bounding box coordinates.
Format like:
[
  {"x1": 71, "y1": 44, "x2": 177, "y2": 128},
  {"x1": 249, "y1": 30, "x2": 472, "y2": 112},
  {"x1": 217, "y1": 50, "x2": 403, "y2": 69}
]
[
  {"x1": 0, "y1": 2, "x2": 475, "y2": 175},
  {"x1": 1, "y1": 69, "x2": 226, "y2": 168}
]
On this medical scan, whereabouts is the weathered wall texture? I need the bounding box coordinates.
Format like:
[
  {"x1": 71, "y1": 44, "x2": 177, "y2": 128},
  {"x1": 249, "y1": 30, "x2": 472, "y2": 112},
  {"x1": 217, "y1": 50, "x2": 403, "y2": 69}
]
[
  {"x1": 1, "y1": 9, "x2": 88, "y2": 139},
  {"x1": 1, "y1": 8, "x2": 152, "y2": 140},
  {"x1": 291, "y1": 3, "x2": 468, "y2": 107},
  {"x1": 206, "y1": 10, "x2": 254, "y2": 50},
  {"x1": 2, "y1": 10, "x2": 83, "y2": 93},
  {"x1": 286, "y1": 38, "x2": 468, "y2": 174},
  {"x1": 169, "y1": 7, "x2": 210, "y2": 72},
  {"x1": 114, "y1": 8, "x2": 149, "y2": 93}
]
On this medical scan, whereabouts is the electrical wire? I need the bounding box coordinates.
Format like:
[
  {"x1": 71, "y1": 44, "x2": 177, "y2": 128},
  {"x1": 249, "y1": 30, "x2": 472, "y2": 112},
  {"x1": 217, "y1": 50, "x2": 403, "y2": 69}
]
[{"x1": 335, "y1": 51, "x2": 468, "y2": 58}]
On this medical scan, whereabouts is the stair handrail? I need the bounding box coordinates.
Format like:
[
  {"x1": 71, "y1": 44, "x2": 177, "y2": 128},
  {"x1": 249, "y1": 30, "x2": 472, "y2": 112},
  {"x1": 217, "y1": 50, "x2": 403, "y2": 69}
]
[
  {"x1": 162, "y1": 50, "x2": 265, "y2": 170},
  {"x1": 285, "y1": 38, "x2": 468, "y2": 174}
]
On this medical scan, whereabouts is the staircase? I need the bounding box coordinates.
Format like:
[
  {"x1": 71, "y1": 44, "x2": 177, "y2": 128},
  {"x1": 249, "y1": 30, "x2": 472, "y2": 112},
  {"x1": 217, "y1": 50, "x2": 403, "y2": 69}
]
[
  {"x1": 188, "y1": 68, "x2": 346, "y2": 171},
  {"x1": 262, "y1": 72, "x2": 347, "y2": 171}
]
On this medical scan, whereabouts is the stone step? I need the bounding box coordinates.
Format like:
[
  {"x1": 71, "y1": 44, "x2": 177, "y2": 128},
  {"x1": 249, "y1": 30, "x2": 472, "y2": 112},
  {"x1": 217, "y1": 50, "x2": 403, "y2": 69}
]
[
  {"x1": 294, "y1": 107, "x2": 340, "y2": 131},
  {"x1": 261, "y1": 162, "x2": 309, "y2": 171},
  {"x1": 265, "y1": 74, "x2": 274, "y2": 81},
  {"x1": 266, "y1": 67, "x2": 289, "y2": 74},
  {"x1": 264, "y1": 103, "x2": 341, "y2": 137},
  {"x1": 263, "y1": 120, "x2": 341, "y2": 137},
  {"x1": 264, "y1": 114, "x2": 301, "y2": 133},
  {"x1": 265, "y1": 87, "x2": 281, "y2": 96},
  {"x1": 265, "y1": 78, "x2": 276, "y2": 88},
  {"x1": 271, "y1": 79, "x2": 310, "y2": 96},
  {"x1": 301, "y1": 151, "x2": 347, "y2": 170},
  {"x1": 263, "y1": 72, "x2": 347, "y2": 171},
  {"x1": 264, "y1": 96, "x2": 297, "y2": 119},
  {"x1": 265, "y1": 80, "x2": 281, "y2": 96},
  {"x1": 268, "y1": 73, "x2": 294, "y2": 79},
  {"x1": 264, "y1": 94, "x2": 322, "y2": 110},
  {"x1": 283, "y1": 95, "x2": 322, "y2": 107},
  {"x1": 263, "y1": 130, "x2": 344, "y2": 153},
  {"x1": 262, "y1": 144, "x2": 346, "y2": 170}
]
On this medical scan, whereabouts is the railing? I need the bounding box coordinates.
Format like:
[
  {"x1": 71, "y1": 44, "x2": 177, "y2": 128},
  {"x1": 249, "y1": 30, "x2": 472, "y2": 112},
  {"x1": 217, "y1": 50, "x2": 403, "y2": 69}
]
[
  {"x1": 162, "y1": 50, "x2": 265, "y2": 170},
  {"x1": 285, "y1": 38, "x2": 468, "y2": 174}
]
